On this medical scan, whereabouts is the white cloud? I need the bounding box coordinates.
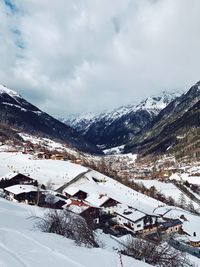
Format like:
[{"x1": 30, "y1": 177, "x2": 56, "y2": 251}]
[{"x1": 0, "y1": 0, "x2": 200, "y2": 116}]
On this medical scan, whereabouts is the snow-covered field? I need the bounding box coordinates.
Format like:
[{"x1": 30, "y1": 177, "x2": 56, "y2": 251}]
[
  {"x1": 0, "y1": 197, "x2": 150, "y2": 267},
  {"x1": 19, "y1": 132, "x2": 81, "y2": 156},
  {"x1": 170, "y1": 172, "x2": 200, "y2": 185},
  {"x1": 0, "y1": 152, "x2": 87, "y2": 189},
  {"x1": 136, "y1": 180, "x2": 200, "y2": 210}
]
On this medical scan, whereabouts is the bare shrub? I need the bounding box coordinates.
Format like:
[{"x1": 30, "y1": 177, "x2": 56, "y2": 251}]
[
  {"x1": 32, "y1": 209, "x2": 99, "y2": 248},
  {"x1": 122, "y1": 237, "x2": 193, "y2": 267}
]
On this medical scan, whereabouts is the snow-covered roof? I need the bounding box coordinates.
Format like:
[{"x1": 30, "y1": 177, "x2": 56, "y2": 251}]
[
  {"x1": 188, "y1": 237, "x2": 200, "y2": 242},
  {"x1": 1, "y1": 172, "x2": 34, "y2": 181},
  {"x1": 85, "y1": 193, "x2": 110, "y2": 207},
  {"x1": 45, "y1": 193, "x2": 67, "y2": 204},
  {"x1": 4, "y1": 184, "x2": 41, "y2": 195},
  {"x1": 1, "y1": 172, "x2": 19, "y2": 180},
  {"x1": 63, "y1": 198, "x2": 93, "y2": 214},
  {"x1": 64, "y1": 187, "x2": 80, "y2": 196},
  {"x1": 115, "y1": 204, "x2": 147, "y2": 223}
]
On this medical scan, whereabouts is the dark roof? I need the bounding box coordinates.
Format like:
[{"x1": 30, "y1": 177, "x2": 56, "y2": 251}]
[{"x1": 161, "y1": 219, "x2": 182, "y2": 229}]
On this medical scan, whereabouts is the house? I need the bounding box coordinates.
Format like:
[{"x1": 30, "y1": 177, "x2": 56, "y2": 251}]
[
  {"x1": 73, "y1": 190, "x2": 88, "y2": 200},
  {"x1": 113, "y1": 204, "x2": 158, "y2": 233},
  {"x1": 85, "y1": 193, "x2": 119, "y2": 214},
  {"x1": 188, "y1": 237, "x2": 200, "y2": 248},
  {"x1": 159, "y1": 219, "x2": 182, "y2": 235},
  {"x1": 63, "y1": 198, "x2": 100, "y2": 227},
  {"x1": 64, "y1": 187, "x2": 80, "y2": 198},
  {"x1": 64, "y1": 188, "x2": 88, "y2": 200},
  {"x1": 50, "y1": 154, "x2": 65, "y2": 161},
  {"x1": 4, "y1": 184, "x2": 45, "y2": 205},
  {"x1": 36, "y1": 152, "x2": 51, "y2": 159},
  {"x1": 45, "y1": 193, "x2": 67, "y2": 209},
  {"x1": 64, "y1": 187, "x2": 119, "y2": 213},
  {"x1": 0, "y1": 172, "x2": 37, "y2": 188}
]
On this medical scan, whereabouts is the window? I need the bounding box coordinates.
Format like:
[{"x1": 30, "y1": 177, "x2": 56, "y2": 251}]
[
  {"x1": 94, "y1": 218, "x2": 99, "y2": 224},
  {"x1": 137, "y1": 224, "x2": 141, "y2": 228}
]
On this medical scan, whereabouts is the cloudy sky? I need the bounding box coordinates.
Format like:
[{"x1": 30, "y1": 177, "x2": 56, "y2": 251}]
[{"x1": 0, "y1": 0, "x2": 200, "y2": 116}]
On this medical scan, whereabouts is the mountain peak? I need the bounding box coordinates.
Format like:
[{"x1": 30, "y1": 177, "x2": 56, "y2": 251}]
[
  {"x1": 194, "y1": 80, "x2": 200, "y2": 87},
  {"x1": 190, "y1": 81, "x2": 200, "y2": 92},
  {"x1": 0, "y1": 84, "x2": 21, "y2": 98}
]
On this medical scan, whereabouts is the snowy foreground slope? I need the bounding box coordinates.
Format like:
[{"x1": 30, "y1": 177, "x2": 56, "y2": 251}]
[{"x1": 0, "y1": 198, "x2": 150, "y2": 267}]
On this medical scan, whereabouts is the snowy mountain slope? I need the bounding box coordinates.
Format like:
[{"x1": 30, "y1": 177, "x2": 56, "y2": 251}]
[
  {"x1": 125, "y1": 81, "x2": 200, "y2": 156},
  {"x1": 61, "y1": 112, "x2": 96, "y2": 133},
  {"x1": 0, "y1": 197, "x2": 150, "y2": 267},
  {"x1": 62, "y1": 91, "x2": 180, "y2": 149},
  {"x1": 0, "y1": 84, "x2": 102, "y2": 154},
  {"x1": 136, "y1": 180, "x2": 200, "y2": 211}
]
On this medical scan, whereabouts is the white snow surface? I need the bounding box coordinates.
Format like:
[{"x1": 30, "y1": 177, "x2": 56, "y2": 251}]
[
  {"x1": 0, "y1": 152, "x2": 87, "y2": 189},
  {"x1": 0, "y1": 197, "x2": 150, "y2": 267},
  {"x1": 170, "y1": 173, "x2": 200, "y2": 185},
  {"x1": 4, "y1": 184, "x2": 41, "y2": 194},
  {"x1": 136, "y1": 180, "x2": 200, "y2": 210}
]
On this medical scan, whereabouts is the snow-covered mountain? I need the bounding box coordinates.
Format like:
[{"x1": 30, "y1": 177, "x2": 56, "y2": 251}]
[
  {"x1": 125, "y1": 81, "x2": 200, "y2": 157},
  {"x1": 61, "y1": 112, "x2": 97, "y2": 133},
  {"x1": 0, "y1": 84, "x2": 102, "y2": 154},
  {"x1": 61, "y1": 91, "x2": 180, "y2": 149}
]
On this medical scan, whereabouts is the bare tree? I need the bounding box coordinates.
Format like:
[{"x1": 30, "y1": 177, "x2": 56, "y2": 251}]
[
  {"x1": 121, "y1": 237, "x2": 193, "y2": 267},
  {"x1": 31, "y1": 209, "x2": 98, "y2": 248}
]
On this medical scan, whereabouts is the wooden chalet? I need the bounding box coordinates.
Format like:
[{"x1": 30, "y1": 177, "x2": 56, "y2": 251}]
[
  {"x1": 188, "y1": 237, "x2": 200, "y2": 248},
  {"x1": 159, "y1": 219, "x2": 182, "y2": 235},
  {"x1": 4, "y1": 184, "x2": 45, "y2": 205},
  {"x1": 63, "y1": 198, "x2": 100, "y2": 227},
  {"x1": 113, "y1": 204, "x2": 158, "y2": 234},
  {"x1": 0, "y1": 172, "x2": 37, "y2": 188}
]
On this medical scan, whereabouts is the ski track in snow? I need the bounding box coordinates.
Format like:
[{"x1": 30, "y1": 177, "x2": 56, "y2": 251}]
[
  {"x1": 0, "y1": 228, "x2": 85, "y2": 267},
  {"x1": 0, "y1": 242, "x2": 29, "y2": 267}
]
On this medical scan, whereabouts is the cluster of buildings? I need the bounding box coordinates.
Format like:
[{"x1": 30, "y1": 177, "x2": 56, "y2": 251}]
[
  {"x1": 1, "y1": 169, "x2": 199, "y2": 252},
  {"x1": 63, "y1": 181, "x2": 183, "y2": 239}
]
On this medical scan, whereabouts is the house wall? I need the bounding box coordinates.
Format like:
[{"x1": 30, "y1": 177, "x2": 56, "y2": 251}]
[
  {"x1": 115, "y1": 214, "x2": 144, "y2": 232},
  {"x1": 141, "y1": 225, "x2": 158, "y2": 236},
  {"x1": 163, "y1": 224, "x2": 182, "y2": 235},
  {"x1": 81, "y1": 207, "x2": 100, "y2": 228},
  {"x1": 189, "y1": 241, "x2": 200, "y2": 248}
]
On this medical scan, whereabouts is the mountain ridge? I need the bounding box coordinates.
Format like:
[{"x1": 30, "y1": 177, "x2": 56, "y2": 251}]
[
  {"x1": 0, "y1": 84, "x2": 102, "y2": 154},
  {"x1": 61, "y1": 91, "x2": 180, "y2": 149},
  {"x1": 124, "y1": 81, "x2": 200, "y2": 157}
]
